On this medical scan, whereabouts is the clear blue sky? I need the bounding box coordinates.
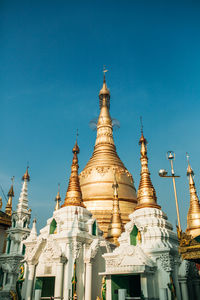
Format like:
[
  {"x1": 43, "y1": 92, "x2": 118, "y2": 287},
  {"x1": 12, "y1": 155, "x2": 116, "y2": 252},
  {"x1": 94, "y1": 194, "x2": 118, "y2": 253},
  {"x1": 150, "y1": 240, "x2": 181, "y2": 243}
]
[{"x1": 1, "y1": 0, "x2": 200, "y2": 231}]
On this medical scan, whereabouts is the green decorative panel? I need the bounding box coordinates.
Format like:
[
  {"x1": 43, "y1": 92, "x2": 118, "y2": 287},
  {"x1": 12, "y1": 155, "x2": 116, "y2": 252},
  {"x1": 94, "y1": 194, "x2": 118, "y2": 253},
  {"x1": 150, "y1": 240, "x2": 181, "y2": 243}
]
[
  {"x1": 49, "y1": 219, "x2": 57, "y2": 234},
  {"x1": 92, "y1": 221, "x2": 97, "y2": 236},
  {"x1": 130, "y1": 225, "x2": 138, "y2": 246}
]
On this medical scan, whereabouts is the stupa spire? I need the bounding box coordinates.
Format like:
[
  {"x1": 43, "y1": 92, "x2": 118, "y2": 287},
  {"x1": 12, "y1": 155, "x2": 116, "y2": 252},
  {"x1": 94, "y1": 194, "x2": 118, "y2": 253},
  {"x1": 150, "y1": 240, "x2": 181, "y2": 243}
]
[
  {"x1": 79, "y1": 73, "x2": 137, "y2": 234},
  {"x1": 55, "y1": 184, "x2": 61, "y2": 211},
  {"x1": 62, "y1": 139, "x2": 85, "y2": 208},
  {"x1": 186, "y1": 154, "x2": 200, "y2": 238},
  {"x1": 107, "y1": 173, "x2": 123, "y2": 245},
  {"x1": 5, "y1": 177, "x2": 14, "y2": 216},
  {"x1": 17, "y1": 167, "x2": 30, "y2": 214},
  {"x1": 136, "y1": 125, "x2": 161, "y2": 210},
  {"x1": 30, "y1": 218, "x2": 37, "y2": 239}
]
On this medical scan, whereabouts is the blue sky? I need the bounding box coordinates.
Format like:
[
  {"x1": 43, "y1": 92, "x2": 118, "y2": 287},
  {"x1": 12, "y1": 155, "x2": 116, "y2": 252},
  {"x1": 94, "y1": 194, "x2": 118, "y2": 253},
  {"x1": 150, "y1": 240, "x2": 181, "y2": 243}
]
[{"x1": 1, "y1": 0, "x2": 200, "y2": 231}]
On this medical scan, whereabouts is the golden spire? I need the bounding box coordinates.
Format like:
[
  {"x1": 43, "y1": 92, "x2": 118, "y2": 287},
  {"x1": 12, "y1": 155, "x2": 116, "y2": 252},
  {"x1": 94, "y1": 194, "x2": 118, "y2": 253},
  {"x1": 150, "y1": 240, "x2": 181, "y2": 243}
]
[
  {"x1": 136, "y1": 126, "x2": 161, "y2": 210},
  {"x1": 62, "y1": 138, "x2": 85, "y2": 208},
  {"x1": 5, "y1": 177, "x2": 14, "y2": 216},
  {"x1": 55, "y1": 184, "x2": 61, "y2": 211},
  {"x1": 79, "y1": 72, "x2": 137, "y2": 234},
  {"x1": 107, "y1": 173, "x2": 123, "y2": 245},
  {"x1": 22, "y1": 166, "x2": 30, "y2": 181},
  {"x1": 186, "y1": 154, "x2": 200, "y2": 238}
]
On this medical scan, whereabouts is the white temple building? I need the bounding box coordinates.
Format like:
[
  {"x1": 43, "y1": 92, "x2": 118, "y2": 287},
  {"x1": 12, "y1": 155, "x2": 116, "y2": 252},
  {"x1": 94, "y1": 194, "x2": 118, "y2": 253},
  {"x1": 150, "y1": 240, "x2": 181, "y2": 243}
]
[
  {"x1": 23, "y1": 141, "x2": 112, "y2": 300},
  {"x1": 0, "y1": 168, "x2": 31, "y2": 299},
  {"x1": 101, "y1": 131, "x2": 200, "y2": 300}
]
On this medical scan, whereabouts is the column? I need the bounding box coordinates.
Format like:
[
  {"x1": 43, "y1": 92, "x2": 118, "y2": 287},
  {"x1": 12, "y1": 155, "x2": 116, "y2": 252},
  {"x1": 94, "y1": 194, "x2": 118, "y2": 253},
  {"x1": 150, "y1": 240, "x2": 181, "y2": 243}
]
[
  {"x1": 84, "y1": 261, "x2": 92, "y2": 300},
  {"x1": 179, "y1": 278, "x2": 189, "y2": 300},
  {"x1": 140, "y1": 275, "x2": 148, "y2": 299},
  {"x1": 54, "y1": 262, "x2": 64, "y2": 298},
  {"x1": 25, "y1": 264, "x2": 35, "y2": 300},
  {"x1": 3, "y1": 272, "x2": 7, "y2": 288},
  {"x1": 106, "y1": 276, "x2": 111, "y2": 300}
]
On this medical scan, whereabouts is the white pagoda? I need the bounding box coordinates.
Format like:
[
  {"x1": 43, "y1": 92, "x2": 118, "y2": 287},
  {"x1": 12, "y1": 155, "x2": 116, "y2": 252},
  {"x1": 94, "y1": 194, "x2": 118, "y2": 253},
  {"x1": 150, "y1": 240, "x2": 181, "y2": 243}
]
[
  {"x1": 23, "y1": 141, "x2": 111, "y2": 300},
  {"x1": 0, "y1": 168, "x2": 31, "y2": 299}
]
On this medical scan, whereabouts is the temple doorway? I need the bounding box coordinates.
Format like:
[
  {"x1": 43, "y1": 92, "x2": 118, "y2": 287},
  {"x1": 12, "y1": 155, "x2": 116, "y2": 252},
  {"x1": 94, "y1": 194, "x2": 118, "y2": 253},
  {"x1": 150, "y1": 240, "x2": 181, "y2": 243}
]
[
  {"x1": 35, "y1": 276, "x2": 55, "y2": 297},
  {"x1": 111, "y1": 274, "x2": 141, "y2": 300}
]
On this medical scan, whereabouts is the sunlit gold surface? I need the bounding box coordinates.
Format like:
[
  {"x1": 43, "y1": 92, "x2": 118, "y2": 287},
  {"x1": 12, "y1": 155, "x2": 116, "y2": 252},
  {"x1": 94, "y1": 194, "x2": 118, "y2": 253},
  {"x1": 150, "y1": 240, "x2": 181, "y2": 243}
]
[
  {"x1": 5, "y1": 184, "x2": 14, "y2": 217},
  {"x1": 186, "y1": 161, "x2": 200, "y2": 238},
  {"x1": 178, "y1": 228, "x2": 200, "y2": 263},
  {"x1": 62, "y1": 141, "x2": 85, "y2": 208},
  {"x1": 107, "y1": 174, "x2": 123, "y2": 245},
  {"x1": 79, "y1": 76, "x2": 137, "y2": 234},
  {"x1": 135, "y1": 132, "x2": 161, "y2": 210}
]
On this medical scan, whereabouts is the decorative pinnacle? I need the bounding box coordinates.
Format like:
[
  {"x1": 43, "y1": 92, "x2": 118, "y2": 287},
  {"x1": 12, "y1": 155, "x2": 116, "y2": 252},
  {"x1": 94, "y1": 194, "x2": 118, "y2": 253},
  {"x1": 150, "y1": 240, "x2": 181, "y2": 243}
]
[
  {"x1": 55, "y1": 183, "x2": 61, "y2": 211},
  {"x1": 22, "y1": 166, "x2": 30, "y2": 182},
  {"x1": 103, "y1": 66, "x2": 108, "y2": 81},
  {"x1": 5, "y1": 177, "x2": 14, "y2": 216},
  {"x1": 73, "y1": 129, "x2": 80, "y2": 154},
  {"x1": 136, "y1": 127, "x2": 160, "y2": 210},
  {"x1": 7, "y1": 177, "x2": 14, "y2": 197},
  {"x1": 61, "y1": 139, "x2": 85, "y2": 208},
  {"x1": 99, "y1": 67, "x2": 110, "y2": 106},
  {"x1": 186, "y1": 153, "x2": 194, "y2": 177}
]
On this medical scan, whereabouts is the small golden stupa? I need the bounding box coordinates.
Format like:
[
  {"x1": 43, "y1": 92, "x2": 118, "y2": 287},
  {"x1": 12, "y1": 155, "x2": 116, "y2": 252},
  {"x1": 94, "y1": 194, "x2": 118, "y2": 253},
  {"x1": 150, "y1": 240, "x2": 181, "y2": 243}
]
[
  {"x1": 135, "y1": 130, "x2": 161, "y2": 210},
  {"x1": 79, "y1": 73, "x2": 137, "y2": 234},
  {"x1": 185, "y1": 160, "x2": 200, "y2": 238},
  {"x1": 178, "y1": 156, "x2": 200, "y2": 262},
  {"x1": 62, "y1": 140, "x2": 85, "y2": 208}
]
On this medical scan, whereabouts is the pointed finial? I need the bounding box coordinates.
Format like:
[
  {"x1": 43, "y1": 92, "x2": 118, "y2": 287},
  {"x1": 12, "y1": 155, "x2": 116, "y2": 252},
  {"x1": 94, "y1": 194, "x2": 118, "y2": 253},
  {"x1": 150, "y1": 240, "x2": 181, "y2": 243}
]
[
  {"x1": 5, "y1": 177, "x2": 14, "y2": 216},
  {"x1": 55, "y1": 183, "x2": 61, "y2": 211},
  {"x1": 186, "y1": 152, "x2": 194, "y2": 177},
  {"x1": 22, "y1": 165, "x2": 30, "y2": 181},
  {"x1": 72, "y1": 130, "x2": 80, "y2": 154},
  {"x1": 139, "y1": 117, "x2": 147, "y2": 146},
  {"x1": 140, "y1": 116, "x2": 143, "y2": 135},
  {"x1": 103, "y1": 66, "x2": 108, "y2": 82},
  {"x1": 8, "y1": 177, "x2": 14, "y2": 197},
  {"x1": 99, "y1": 67, "x2": 110, "y2": 107}
]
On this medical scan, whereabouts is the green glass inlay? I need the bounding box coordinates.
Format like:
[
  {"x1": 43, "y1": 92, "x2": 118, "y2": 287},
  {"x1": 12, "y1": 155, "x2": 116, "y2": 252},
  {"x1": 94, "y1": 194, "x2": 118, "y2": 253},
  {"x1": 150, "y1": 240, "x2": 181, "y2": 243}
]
[
  {"x1": 130, "y1": 225, "x2": 138, "y2": 246},
  {"x1": 49, "y1": 219, "x2": 57, "y2": 234},
  {"x1": 92, "y1": 221, "x2": 97, "y2": 236}
]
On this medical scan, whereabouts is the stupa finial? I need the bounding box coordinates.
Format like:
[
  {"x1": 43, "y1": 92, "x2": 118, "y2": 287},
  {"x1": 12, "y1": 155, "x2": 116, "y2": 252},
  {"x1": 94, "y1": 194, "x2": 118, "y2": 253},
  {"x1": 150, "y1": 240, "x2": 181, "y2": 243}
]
[
  {"x1": 5, "y1": 177, "x2": 15, "y2": 216},
  {"x1": 55, "y1": 183, "x2": 61, "y2": 211}
]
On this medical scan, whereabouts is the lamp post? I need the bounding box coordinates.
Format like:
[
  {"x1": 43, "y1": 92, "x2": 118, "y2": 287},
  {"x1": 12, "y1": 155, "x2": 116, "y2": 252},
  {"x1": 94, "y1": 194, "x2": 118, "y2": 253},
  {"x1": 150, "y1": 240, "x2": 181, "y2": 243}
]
[{"x1": 159, "y1": 151, "x2": 181, "y2": 232}]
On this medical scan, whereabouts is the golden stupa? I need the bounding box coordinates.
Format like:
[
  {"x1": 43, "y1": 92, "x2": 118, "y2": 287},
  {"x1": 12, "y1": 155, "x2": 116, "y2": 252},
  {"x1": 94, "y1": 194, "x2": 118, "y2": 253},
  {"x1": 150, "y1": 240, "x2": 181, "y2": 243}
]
[
  {"x1": 79, "y1": 74, "x2": 137, "y2": 234},
  {"x1": 135, "y1": 130, "x2": 161, "y2": 210},
  {"x1": 178, "y1": 156, "x2": 200, "y2": 262},
  {"x1": 186, "y1": 159, "x2": 200, "y2": 238}
]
